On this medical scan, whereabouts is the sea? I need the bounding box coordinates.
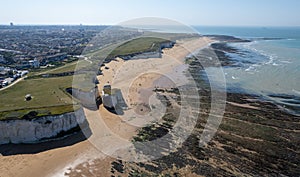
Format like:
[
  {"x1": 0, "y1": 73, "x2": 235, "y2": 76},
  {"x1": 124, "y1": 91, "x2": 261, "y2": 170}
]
[
  {"x1": 194, "y1": 26, "x2": 300, "y2": 115},
  {"x1": 142, "y1": 25, "x2": 300, "y2": 115}
]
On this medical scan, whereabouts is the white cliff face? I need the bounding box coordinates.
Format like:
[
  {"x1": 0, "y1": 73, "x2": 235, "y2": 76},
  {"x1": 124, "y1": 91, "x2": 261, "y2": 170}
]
[{"x1": 0, "y1": 108, "x2": 86, "y2": 144}]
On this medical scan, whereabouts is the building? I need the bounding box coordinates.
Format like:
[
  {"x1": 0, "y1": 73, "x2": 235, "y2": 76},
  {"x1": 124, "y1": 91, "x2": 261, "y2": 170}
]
[
  {"x1": 0, "y1": 55, "x2": 5, "y2": 63},
  {"x1": 17, "y1": 59, "x2": 40, "y2": 69},
  {"x1": 29, "y1": 59, "x2": 40, "y2": 68},
  {"x1": 0, "y1": 67, "x2": 12, "y2": 77}
]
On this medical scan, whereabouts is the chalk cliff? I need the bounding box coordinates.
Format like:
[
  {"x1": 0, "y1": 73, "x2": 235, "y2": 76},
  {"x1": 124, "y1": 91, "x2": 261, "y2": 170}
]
[{"x1": 0, "y1": 108, "x2": 86, "y2": 144}]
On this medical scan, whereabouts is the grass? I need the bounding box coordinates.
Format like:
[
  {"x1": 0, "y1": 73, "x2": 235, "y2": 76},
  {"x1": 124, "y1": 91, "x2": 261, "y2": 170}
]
[
  {"x1": 108, "y1": 37, "x2": 171, "y2": 58},
  {"x1": 27, "y1": 60, "x2": 90, "y2": 76},
  {"x1": 0, "y1": 105, "x2": 80, "y2": 120},
  {"x1": 0, "y1": 76, "x2": 78, "y2": 120},
  {"x1": 47, "y1": 60, "x2": 92, "y2": 74},
  {"x1": 46, "y1": 62, "x2": 78, "y2": 74},
  {"x1": 72, "y1": 72, "x2": 98, "y2": 92},
  {"x1": 26, "y1": 57, "x2": 79, "y2": 76}
]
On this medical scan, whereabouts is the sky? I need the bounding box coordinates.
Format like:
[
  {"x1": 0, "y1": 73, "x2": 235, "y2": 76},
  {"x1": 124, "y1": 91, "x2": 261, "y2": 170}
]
[{"x1": 0, "y1": 0, "x2": 300, "y2": 26}]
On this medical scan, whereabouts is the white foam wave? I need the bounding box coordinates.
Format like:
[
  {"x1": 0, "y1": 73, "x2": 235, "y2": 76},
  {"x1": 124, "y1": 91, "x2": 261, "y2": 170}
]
[
  {"x1": 292, "y1": 89, "x2": 300, "y2": 95},
  {"x1": 280, "y1": 60, "x2": 292, "y2": 64},
  {"x1": 245, "y1": 66, "x2": 256, "y2": 72}
]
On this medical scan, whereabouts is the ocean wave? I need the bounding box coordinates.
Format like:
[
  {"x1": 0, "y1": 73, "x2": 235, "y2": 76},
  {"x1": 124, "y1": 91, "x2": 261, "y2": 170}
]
[
  {"x1": 292, "y1": 89, "x2": 300, "y2": 95},
  {"x1": 245, "y1": 65, "x2": 257, "y2": 72},
  {"x1": 236, "y1": 41, "x2": 258, "y2": 51},
  {"x1": 238, "y1": 42, "x2": 279, "y2": 66},
  {"x1": 279, "y1": 60, "x2": 292, "y2": 64},
  {"x1": 263, "y1": 54, "x2": 281, "y2": 66}
]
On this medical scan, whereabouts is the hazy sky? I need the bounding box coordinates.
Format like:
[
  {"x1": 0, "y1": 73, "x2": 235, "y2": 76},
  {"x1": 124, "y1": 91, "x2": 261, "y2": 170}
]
[{"x1": 1, "y1": 0, "x2": 299, "y2": 26}]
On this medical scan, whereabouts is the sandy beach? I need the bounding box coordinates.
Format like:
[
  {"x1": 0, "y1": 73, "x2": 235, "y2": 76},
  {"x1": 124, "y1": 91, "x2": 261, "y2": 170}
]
[{"x1": 0, "y1": 37, "x2": 212, "y2": 177}]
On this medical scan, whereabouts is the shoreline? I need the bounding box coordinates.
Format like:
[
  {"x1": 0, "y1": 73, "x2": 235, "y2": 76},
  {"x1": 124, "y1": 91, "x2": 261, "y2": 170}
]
[
  {"x1": 0, "y1": 34, "x2": 299, "y2": 176},
  {"x1": 207, "y1": 38, "x2": 300, "y2": 116},
  {"x1": 65, "y1": 51, "x2": 300, "y2": 176}
]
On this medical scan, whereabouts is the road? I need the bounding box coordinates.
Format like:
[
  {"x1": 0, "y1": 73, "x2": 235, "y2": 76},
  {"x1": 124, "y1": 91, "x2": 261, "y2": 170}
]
[{"x1": 0, "y1": 77, "x2": 25, "y2": 91}]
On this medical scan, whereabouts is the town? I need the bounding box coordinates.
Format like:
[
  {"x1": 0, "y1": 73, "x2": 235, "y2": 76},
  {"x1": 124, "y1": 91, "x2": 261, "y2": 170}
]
[
  {"x1": 0, "y1": 25, "x2": 144, "y2": 88},
  {"x1": 0, "y1": 25, "x2": 109, "y2": 88},
  {"x1": 0, "y1": 66, "x2": 28, "y2": 88}
]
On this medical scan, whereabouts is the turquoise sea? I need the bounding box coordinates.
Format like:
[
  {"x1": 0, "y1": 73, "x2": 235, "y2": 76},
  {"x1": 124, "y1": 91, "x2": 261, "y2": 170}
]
[
  {"x1": 194, "y1": 26, "x2": 300, "y2": 115},
  {"x1": 126, "y1": 25, "x2": 300, "y2": 114}
]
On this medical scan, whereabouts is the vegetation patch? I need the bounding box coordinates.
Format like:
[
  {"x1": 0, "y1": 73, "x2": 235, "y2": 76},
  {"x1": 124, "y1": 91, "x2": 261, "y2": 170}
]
[
  {"x1": 0, "y1": 75, "x2": 79, "y2": 120},
  {"x1": 108, "y1": 37, "x2": 173, "y2": 59}
]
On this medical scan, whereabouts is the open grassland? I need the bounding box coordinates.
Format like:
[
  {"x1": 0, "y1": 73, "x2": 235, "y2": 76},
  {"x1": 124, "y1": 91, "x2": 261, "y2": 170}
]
[
  {"x1": 44, "y1": 61, "x2": 78, "y2": 74},
  {"x1": 0, "y1": 76, "x2": 78, "y2": 120},
  {"x1": 108, "y1": 37, "x2": 170, "y2": 58}
]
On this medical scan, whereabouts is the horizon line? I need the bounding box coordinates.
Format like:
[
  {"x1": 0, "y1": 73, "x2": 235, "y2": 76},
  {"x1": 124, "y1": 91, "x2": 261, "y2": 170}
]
[{"x1": 0, "y1": 24, "x2": 300, "y2": 28}]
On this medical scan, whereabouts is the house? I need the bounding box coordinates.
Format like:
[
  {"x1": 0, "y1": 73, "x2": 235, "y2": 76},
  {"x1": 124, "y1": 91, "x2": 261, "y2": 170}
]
[
  {"x1": 0, "y1": 55, "x2": 5, "y2": 63},
  {"x1": 17, "y1": 61, "x2": 31, "y2": 69},
  {"x1": 28, "y1": 59, "x2": 40, "y2": 68},
  {"x1": 17, "y1": 59, "x2": 40, "y2": 69}
]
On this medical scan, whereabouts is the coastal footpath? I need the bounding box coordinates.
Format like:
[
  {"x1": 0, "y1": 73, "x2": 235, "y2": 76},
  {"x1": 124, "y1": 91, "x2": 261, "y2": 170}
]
[{"x1": 0, "y1": 108, "x2": 86, "y2": 144}]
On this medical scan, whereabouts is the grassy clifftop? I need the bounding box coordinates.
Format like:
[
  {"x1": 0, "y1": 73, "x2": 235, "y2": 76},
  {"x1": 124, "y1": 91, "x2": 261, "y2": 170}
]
[
  {"x1": 0, "y1": 76, "x2": 78, "y2": 120},
  {"x1": 108, "y1": 37, "x2": 172, "y2": 59}
]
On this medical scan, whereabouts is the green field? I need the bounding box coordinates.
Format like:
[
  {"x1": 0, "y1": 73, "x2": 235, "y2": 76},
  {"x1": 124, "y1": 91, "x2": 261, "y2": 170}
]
[
  {"x1": 46, "y1": 60, "x2": 93, "y2": 74},
  {"x1": 0, "y1": 35, "x2": 195, "y2": 120},
  {"x1": 108, "y1": 37, "x2": 171, "y2": 58},
  {"x1": 0, "y1": 76, "x2": 78, "y2": 120}
]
